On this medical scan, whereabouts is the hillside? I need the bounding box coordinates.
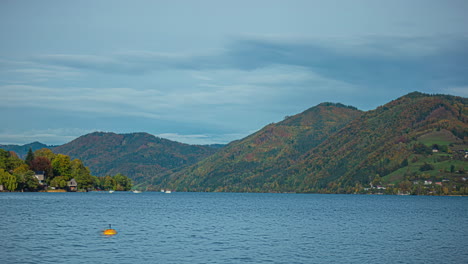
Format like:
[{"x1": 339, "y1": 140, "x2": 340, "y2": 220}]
[
  {"x1": 52, "y1": 132, "x2": 218, "y2": 182},
  {"x1": 0, "y1": 142, "x2": 51, "y2": 159},
  {"x1": 292, "y1": 92, "x2": 468, "y2": 193},
  {"x1": 149, "y1": 103, "x2": 363, "y2": 191},
  {"x1": 150, "y1": 92, "x2": 468, "y2": 194}
]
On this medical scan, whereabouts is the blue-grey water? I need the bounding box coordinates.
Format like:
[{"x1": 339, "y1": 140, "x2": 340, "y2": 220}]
[{"x1": 1, "y1": 192, "x2": 467, "y2": 264}]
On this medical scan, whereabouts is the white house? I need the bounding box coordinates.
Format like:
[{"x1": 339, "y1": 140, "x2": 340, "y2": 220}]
[{"x1": 34, "y1": 171, "x2": 45, "y2": 185}]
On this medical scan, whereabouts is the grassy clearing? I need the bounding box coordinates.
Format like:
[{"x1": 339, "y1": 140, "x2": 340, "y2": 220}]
[{"x1": 418, "y1": 129, "x2": 461, "y2": 146}]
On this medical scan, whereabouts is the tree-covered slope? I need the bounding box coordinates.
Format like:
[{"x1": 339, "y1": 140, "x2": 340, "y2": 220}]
[
  {"x1": 150, "y1": 103, "x2": 363, "y2": 191},
  {"x1": 291, "y1": 92, "x2": 468, "y2": 193},
  {"x1": 52, "y1": 132, "x2": 218, "y2": 182},
  {"x1": 151, "y1": 92, "x2": 467, "y2": 193}
]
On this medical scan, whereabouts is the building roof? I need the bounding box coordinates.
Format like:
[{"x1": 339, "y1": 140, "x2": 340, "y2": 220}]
[{"x1": 67, "y1": 178, "x2": 77, "y2": 187}]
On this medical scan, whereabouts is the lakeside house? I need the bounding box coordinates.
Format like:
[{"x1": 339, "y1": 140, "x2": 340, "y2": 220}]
[
  {"x1": 34, "y1": 171, "x2": 45, "y2": 185},
  {"x1": 67, "y1": 178, "x2": 78, "y2": 191}
]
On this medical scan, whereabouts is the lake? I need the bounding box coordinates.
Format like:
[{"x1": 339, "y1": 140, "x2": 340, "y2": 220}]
[{"x1": 1, "y1": 192, "x2": 467, "y2": 264}]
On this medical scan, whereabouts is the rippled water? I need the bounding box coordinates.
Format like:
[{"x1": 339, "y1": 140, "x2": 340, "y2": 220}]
[{"x1": 1, "y1": 192, "x2": 467, "y2": 264}]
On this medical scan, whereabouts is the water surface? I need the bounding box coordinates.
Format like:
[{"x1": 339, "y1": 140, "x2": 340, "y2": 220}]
[{"x1": 1, "y1": 192, "x2": 466, "y2": 263}]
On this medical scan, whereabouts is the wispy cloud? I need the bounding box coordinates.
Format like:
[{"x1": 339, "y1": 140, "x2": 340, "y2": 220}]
[
  {"x1": 24, "y1": 35, "x2": 468, "y2": 90},
  {"x1": 157, "y1": 132, "x2": 249, "y2": 145},
  {"x1": 0, "y1": 128, "x2": 98, "y2": 145}
]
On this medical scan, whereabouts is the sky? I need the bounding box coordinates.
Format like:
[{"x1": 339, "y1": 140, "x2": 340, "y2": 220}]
[{"x1": 1, "y1": 0, "x2": 467, "y2": 145}]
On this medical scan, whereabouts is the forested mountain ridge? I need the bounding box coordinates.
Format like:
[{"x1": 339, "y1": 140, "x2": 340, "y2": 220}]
[
  {"x1": 290, "y1": 92, "x2": 468, "y2": 193},
  {"x1": 149, "y1": 102, "x2": 363, "y2": 191},
  {"x1": 52, "y1": 132, "x2": 218, "y2": 182},
  {"x1": 149, "y1": 92, "x2": 468, "y2": 194},
  {"x1": 0, "y1": 142, "x2": 51, "y2": 159}
]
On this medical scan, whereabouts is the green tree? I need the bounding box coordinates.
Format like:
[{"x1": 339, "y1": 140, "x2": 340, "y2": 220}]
[
  {"x1": 0, "y1": 169, "x2": 17, "y2": 191},
  {"x1": 25, "y1": 147, "x2": 34, "y2": 166},
  {"x1": 0, "y1": 149, "x2": 24, "y2": 171},
  {"x1": 400, "y1": 158, "x2": 409, "y2": 167},
  {"x1": 71, "y1": 159, "x2": 94, "y2": 190},
  {"x1": 50, "y1": 176, "x2": 67, "y2": 189},
  {"x1": 113, "y1": 173, "x2": 133, "y2": 191},
  {"x1": 14, "y1": 169, "x2": 38, "y2": 191},
  {"x1": 34, "y1": 148, "x2": 56, "y2": 161},
  {"x1": 420, "y1": 163, "x2": 434, "y2": 172},
  {"x1": 52, "y1": 154, "x2": 72, "y2": 180},
  {"x1": 103, "y1": 176, "x2": 116, "y2": 191}
]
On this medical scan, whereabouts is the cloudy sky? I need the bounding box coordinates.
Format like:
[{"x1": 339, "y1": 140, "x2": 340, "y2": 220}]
[{"x1": 1, "y1": 0, "x2": 467, "y2": 145}]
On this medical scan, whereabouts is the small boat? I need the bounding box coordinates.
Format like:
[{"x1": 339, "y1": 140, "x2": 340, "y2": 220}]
[
  {"x1": 132, "y1": 190, "x2": 142, "y2": 193},
  {"x1": 109, "y1": 190, "x2": 115, "y2": 193},
  {"x1": 165, "y1": 190, "x2": 172, "y2": 194}
]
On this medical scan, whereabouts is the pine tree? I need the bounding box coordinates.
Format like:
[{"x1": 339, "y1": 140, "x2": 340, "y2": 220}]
[{"x1": 25, "y1": 147, "x2": 34, "y2": 167}]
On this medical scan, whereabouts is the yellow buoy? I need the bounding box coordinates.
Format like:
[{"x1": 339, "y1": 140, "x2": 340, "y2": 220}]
[{"x1": 103, "y1": 224, "x2": 117, "y2": 236}]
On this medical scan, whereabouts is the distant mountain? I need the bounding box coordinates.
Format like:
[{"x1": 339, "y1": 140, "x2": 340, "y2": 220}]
[
  {"x1": 150, "y1": 92, "x2": 467, "y2": 193},
  {"x1": 150, "y1": 102, "x2": 363, "y2": 191},
  {"x1": 0, "y1": 141, "x2": 51, "y2": 159},
  {"x1": 52, "y1": 132, "x2": 219, "y2": 182}
]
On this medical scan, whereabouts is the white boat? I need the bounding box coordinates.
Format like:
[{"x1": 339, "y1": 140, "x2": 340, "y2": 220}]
[
  {"x1": 132, "y1": 190, "x2": 142, "y2": 193},
  {"x1": 109, "y1": 190, "x2": 115, "y2": 193},
  {"x1": 165, "y1": 190, "x2": 172, "y2": 194}
]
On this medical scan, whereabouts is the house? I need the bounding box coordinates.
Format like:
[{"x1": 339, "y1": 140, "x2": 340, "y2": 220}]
[
  {"x1": 0, "y1": 184, "x2": 3, "y2": 191},
  {"x1": 34, "y1": 171, "x2": 46, "y2": 185},
  {"x1": 435, "y1": 182, "x2": 443, "y2": 186},
  {"x1": 67, "y1": 178, "x2": 78, "y2": 191},
  {"x1": 424, "y1": 180, "x2": 433, "y2": 185}
]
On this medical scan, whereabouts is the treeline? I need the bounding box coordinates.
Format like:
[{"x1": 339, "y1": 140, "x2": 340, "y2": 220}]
[{"x1": 0, "y1": 148, "x2": 132, "y2": 192}]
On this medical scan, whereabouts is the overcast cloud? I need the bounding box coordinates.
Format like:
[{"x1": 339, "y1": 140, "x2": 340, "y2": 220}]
[{"x1": 1, "y1": 0, "x2": 467, "y2": 145}]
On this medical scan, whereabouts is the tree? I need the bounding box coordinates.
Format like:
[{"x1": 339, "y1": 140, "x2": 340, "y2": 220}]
[
  {"x1": 0, "y1": 169, "x2": 17, "y2": 191},
  {"x1": 34, "y1": 148, "x2": 56, "y2": 161},
  {"x1": 398, "y1": 180, "x2": 412, "y2": 194},
  {"x1": 30, "y1": 156, "x2": 53, "y2": 178},
  {"x1": 50, "y1": 176, "x2": 67, "y2": 189},
  {"x1": 25, "y1": 147, "x2": 34, "y2": 166},
  {"x1": 0, "y1": 149, "x2": 24, "y2": 171},
  {"x1": 71, "y1": 159, "x2": 93, "y2": 190},
  {"x1": 52, "y1": 154, "x2": 72, "y2": 180},
  {"x1": 420, "y1": 163, "x2": 434, "y2": 172},
  {"x1": 371, "y1": 174, "x2": 381, "y2": 187},
  {"x1": 102, "y1": 176, "x2": 115, "y2": 190},
  {"x1": 13, "y1": 167, "x2": 38, "y2": 191},
  {"x1": 113, "y1": 173, "x2": 133, "y2": 191},
  {"x1": 400, "y1": 158, "x2": 409, "y2": 167}
]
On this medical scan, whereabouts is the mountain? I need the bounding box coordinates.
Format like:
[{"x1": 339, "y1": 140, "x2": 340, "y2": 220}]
[
  {"x1": 0, "y1": 141, "x2": 51, "y2": 159},
  {"x1": 150, "y1": 92, "x2": 467, "y2": 193},
  {"x1": 150, "y1": 102, "x2": 363, "y2": 191},
  {"x1": 291, "y1": 92, "x2": 468, "y2": 192},
  {"x1": 52, "y1": 132, "x2": 219, "y2": 182}
]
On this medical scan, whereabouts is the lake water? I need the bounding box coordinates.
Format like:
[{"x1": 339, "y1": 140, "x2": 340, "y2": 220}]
[{"x1": 1, "y1": 192, "x2": 467, "y2": 264}]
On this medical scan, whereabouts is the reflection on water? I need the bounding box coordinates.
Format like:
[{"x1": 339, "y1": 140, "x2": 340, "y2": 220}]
[{"x1": 1, "y1": 192, "x2": 467, "y2": 264}]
